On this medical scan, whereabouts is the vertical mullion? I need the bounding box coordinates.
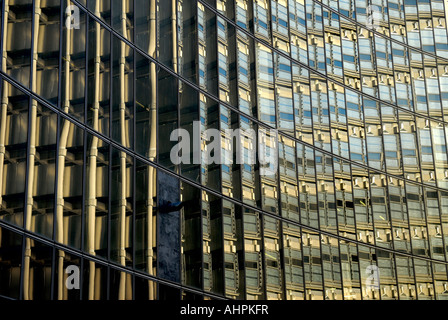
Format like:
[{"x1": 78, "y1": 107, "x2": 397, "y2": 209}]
[
  {"x1": 197, "y1": 2, "x2": 205, "y2": 294},
  {"x1": 260, "y1": 209, "x2": 267, "y2": 299},
  {"x1": 106, "y1": 265, "x2": 110, "y2": 300},
  {"x1": 19, "y1": 235, "x2": 26, "y2": 300},
  {"x1": 0, "y1": 0, "x2": 4, "y2": 73},
  {"x1": 107, "y1": 10, "x2": 113, "y2": 281},
  {"x1": 328, "y1": 4, "x2": 345, "y2": 299},
  {"x1": 21, "y1": 0, "x2": 37, "y2": 301},
  {"x1": 220, "y1": 180, "x2": 226, "y2": 297},
  {"x1": 81, "y1": 0, "x2": 89, "y2": 268},
  {"x1": 79, "y1": 256, "x2": 84, "y2": 300},
  {"x1": 132, "y1": 50, "x2": 137, "y2": 298},
  {"x1": 176, "y1": 0, "x2": 182, "y2": 292},
  {"x1": 80, "y1": 127, "x2": 88, "y2": 300},
  {"x1": 278, "y1": 214, "x2": 287, "y2": 299},
  {"x1": 307, "y1": 0, "x2": 326, "y2": 291},
  {"x1": 50, "y1": 246, "x2": 56, "y2": 300},
  {"x1": 24, "y1": 0, "x2": 36, "y2": 233},
  {"x1": 216, "y1": 10, "x2": 226, "y2": 297}
]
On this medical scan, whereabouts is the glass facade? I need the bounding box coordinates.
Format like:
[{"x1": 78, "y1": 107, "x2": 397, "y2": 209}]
[{"x1": 0, "y1": 0, "x2": 447, "y2": 300}]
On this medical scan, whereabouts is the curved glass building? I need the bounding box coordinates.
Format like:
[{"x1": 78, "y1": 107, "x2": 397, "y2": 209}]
[{"x1": 0, "y1": 0, "x2": 447, "y2": 300}]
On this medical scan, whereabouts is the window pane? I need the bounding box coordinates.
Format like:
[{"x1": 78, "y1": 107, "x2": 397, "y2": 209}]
[
  {"x1": 23, "y1": 238, "x2": 53, "y2": 300},
  {"x1": 0, "y1": 81, "x2": 28, "y2": 228},
  {"x1": 3, "y1": 0, "x2": 32, "y2": 87},
  {"x1": 82, "y1": 259, "x2": 107, "y2": 300},
  {"x1": 53, "y1": 251, "x2": 81, "y2": 300},
  {"x1": 35, "y1": 0, "x2": 60, "y2": 104},
  {"x1": 61, "y1": 0, "x2": 86, "y2": 122},
  {"x1": 111, "y1": 36, "x2": 134, "y2": 149},
  {"x1": 0, "y1": 226, "x2": 22, "y2": 299},
  {"x1": 109, "y1": 267, "x2": 133, "y2": 300},
  {"x1": 87, "y1": 19, "x2": 110, "y2": 137},
  {"x1": 110, "y1": 147, "x2": 133, "y2": 268},
  {"x1": 84, "y1": 133, "x2": 109, "y2": 259},
  {"x1": 27, "y1": 102, "x2": 57, "y2": 239},
  {"x1": 55, "y1": 120, "x2": 83, "y2": 249}
]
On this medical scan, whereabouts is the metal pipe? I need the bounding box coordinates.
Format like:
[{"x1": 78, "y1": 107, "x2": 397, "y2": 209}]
[
  {"x1": 23, "y1": 0, "x2": 41, "y2": 300},
  {"x1": 117, "y1": 0, "x2": 129, "y2": 300},
  {"x1": 146, "y1": 0, "x2": 158, "y2": 300},
  {"x1": 56, "y1": 0, "x2": 75, "y2": 300},
  {"x1": 0, "y1": 0, "x2": 10, "y2": 209},
  {"x1": 87, "y1": 0, "x2": 101, "y2": 300},
  {"x1": 172, "y1": 0, "x2": 177, "y2": 73}
]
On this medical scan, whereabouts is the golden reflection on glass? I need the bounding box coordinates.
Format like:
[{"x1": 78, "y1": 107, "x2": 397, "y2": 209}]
[
  {"x1": 264, "y1": 216, "x2": 284, "y2": 300},
  {"x1": 322, "y1": 236, "x2": 343, "y2": 300},
  {"x1": 27, "y1": 102, "x2": 57, "y2": 239},
  {"x1": 82, "y1": 260, "x2": 107, "y2": 300},
  {"x1": 87, "y1": 18, "x2": 110, "y2": 137},
  {"x1": 112, "y1": 36, "x2": 134, "y2": 149},
  {"x1": 0, "y1": 0, "x2": 447, "y2": 302},
  {"x1": 202, "y1": 191, "x2": 224, "y2": 295},
  {"x1": 297, "y1": 144, "x2": 318, "y2": 229},
  {"x1": 279, "y1": 136, "x2": 299, "y2": 222},
  {"x1": 433, "y1": 263, "x2": 448, "y2": 300},
  {"x1": 0, "y1": 81, "x2": 28, "y2": 228},
  {"x1": 244, "y1": 208, "x2": 264, "y2": 300},
  {"x1": 62, "y1": 0, "x2": 86, "y2": 122},
  {"x1": 87, "y1": 0, "x2": 110, "y2": 24},
  {"x1": 241, "y1": 118, "x2": 258, "y2": 207},
  {"x1": 110, "y1": 268, "x2": 133, "y2": 300},
  {"x1": 415, "y1": 258, "x2": 435, "y2": 300},
  {"x1": 223, "y1": 200, "x2": 244, "y2": 299},
  {"x1": 55, "y1": 121, "x2": 83, "y2": 249},
  {"x1": 315, "y1": 151, "x2": 337, "y2": 234},
  {"x1": 3, "y1": 0, "x2": 32, "y2": 87},
  {"x1": 135, "y1": 160, "x2": 157, "y2": 299},
  {"x1": 302, "y1": 230, "x2": 323, "y2": 300},
  {"x1": 396, "y1": 256, "x2": 416, "y2": 300},
  {"x1": 23, "y1": 238, "x2": 53, "y2": 300},
  {"x1": 54, "y1": 251, "x2": 81, "y2": 300},
  {"x1": 237, "y1": 31, "x2": 256, "y2": 117},
  {"x1": 377, "y1": 249, "x2": 398, "y2": 300},
  {"x1": 84, "y1": 133, "x2": 109, "y2": 300},
  {"x1": 358, "y1": 245, "x2": 380, "y2": 300},
  {"x1": 283, "y1": 222, "x2": 304, "y2": 300},
  {"x1": 112, "y1": 0, "x2": 133, "y2": 42},
  {"x1": 256, "y1": 43, "x2": 276, "y2": 128},
  {"x1": 84, "y1": 134, "x2": 109, "y2": 258},
  {"x1": 340, "y1": 240, "x2": 361, "y2": 300},
  {"x1": 35, "y1": 0, "x2": 60, "y2": 104},
  {"x1": 110, "y1": 147, "x2": 133, "y2": 270}
]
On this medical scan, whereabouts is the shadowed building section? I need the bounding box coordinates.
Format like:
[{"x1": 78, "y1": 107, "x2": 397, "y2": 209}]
[{"x1": 157, "y1": 170, "x2": 181, "y2": 284}]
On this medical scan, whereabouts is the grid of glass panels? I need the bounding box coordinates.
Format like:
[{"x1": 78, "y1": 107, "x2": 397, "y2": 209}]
[{"x1": 0, "y1": 0, "x2": 447, "y2": 300}]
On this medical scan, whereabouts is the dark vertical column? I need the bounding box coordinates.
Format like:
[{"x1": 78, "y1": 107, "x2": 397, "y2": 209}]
[
  {"x1": 205, "y1": 6, "x2": 218, "y2": 97},
  {"x1": 181, "y1": 0, "x2": 198, "y2": 83},
  {"x1": 158, "y1": 0, "x2": 174, "y2": 69},
  {"x1": 157, "y1": 170, "x2": 181, "y2": 283}
]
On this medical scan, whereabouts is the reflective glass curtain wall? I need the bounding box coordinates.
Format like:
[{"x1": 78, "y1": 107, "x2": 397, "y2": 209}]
[{"x1": 0, "y1": 0, "x2": 447, "y2": 300}]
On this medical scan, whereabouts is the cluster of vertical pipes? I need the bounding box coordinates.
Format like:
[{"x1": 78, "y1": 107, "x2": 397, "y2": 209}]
[{"x1": 10, "y1": 0, "x2": 176, "y2": 300}]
